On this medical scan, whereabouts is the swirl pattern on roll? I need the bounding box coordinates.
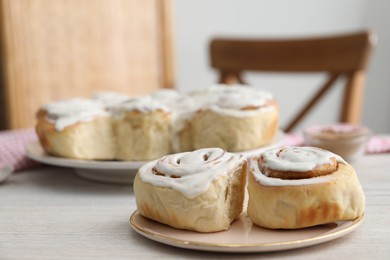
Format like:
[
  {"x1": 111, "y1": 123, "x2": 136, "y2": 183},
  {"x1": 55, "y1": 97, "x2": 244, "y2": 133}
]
[
  {"x1": 138, "y1": 147, "x2": 245, "y2": 198},
  {"x1": 250, "y1": 146, "x2": 346, "y2": 186}
]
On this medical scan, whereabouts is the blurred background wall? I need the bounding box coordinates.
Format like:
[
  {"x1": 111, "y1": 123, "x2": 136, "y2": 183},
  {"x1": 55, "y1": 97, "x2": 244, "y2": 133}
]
[{"x1": 173, "y1": 0, "x2": 389, "y2": 133}]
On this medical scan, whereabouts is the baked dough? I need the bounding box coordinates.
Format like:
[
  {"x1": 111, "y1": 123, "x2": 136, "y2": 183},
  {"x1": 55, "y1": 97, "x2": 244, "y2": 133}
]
[
  {"x1": 176, "y1": 85, "x2": 279, "y2": 152},
  {"x1": 36, "y1": 85, "x2": 279, "y2": 160},
  {"x1": 133, "y1": 148, "x2": 247, "y2": 232},
  {"x1": 35, "y1": 99, "x2": 115, "y2": 160},
  {"x1": 112, "y1": 96, "x2": 172, "y2": 161},
  {"x1": 248, "y1": 146, "x2": 365, "y2": 229},
  {"x1": 36, "y1": 95, "x2": 172, "y2": 161},
  {"x1": 191, "y1": 105, "x2": 278, "y2": 152}
]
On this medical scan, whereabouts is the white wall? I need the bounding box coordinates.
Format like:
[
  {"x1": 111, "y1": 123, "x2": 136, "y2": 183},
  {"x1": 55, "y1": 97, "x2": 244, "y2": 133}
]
[{"x1": 173, "y1": 0, "x2": 390, "y2": 133}]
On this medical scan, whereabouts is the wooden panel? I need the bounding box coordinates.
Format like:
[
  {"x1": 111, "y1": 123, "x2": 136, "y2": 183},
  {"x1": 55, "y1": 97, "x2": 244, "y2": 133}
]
[
  {"x1": 0, "y1": 0, "x2": 174, "y2": 129},
  {"x1": 211, "y1": 31, "x2": 375, "y2": 73}
]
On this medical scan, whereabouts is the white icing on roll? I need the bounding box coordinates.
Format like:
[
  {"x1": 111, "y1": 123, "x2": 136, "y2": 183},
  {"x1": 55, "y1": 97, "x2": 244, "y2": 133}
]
[
  {"x1": 250, "y1": 146, "x2": 346, "y2": 187},
  {"x1": 109, "y1": 95, "x2": 171, "y2": 119},
  {"x1": 138, "y1": 148, "x2": 245, "y2": 198},
  {"x1": 192, "y1": 84, "x2": 276, "y2": 117},
  {"x1": 263, "y1": 146, "x2": 345, "y2": 172},
  {"x1": 150, "y1": 89, "x2": 181, "y2": 108},
  {"x1": 42, "y1": 84, "x2": 277, "y2": 135},
  {"x1": 114, "y1": 95, "x2": 170, "y2": 113},
  {"x1": 211, "y1": 84, "x2": 272, "y2": 109},
  {"x1": 42, "y1": 98, "x2": 109, "y2": 131},
  {"x1": 91, "y1": 91, "x2": 130, "y2": 108}
]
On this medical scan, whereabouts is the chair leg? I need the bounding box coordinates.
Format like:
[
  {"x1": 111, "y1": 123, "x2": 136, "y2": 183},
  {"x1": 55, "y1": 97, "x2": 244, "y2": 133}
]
[
  {"x1": 218, "y1": 71, "x2": 245, "y2": 84},
  {"x1": 340, "y1": 70, "x2": 365, "y2": 124}
]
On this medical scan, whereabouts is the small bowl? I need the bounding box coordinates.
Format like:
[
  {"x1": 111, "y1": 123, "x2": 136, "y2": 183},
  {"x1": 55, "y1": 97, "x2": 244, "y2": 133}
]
[{"x1": 303, "y1": 124, "x2": 370, "y2": 161}]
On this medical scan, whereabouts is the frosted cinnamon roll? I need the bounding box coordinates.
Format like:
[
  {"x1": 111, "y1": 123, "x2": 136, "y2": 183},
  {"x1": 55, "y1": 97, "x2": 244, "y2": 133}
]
[
  {"x1": 248, "y1": 146, "x2": 365, "y2": 229},
  {"x1": 182, "y1": 85, "x2": 279, "y2": 152},
  {"x1": 35, "y1": 85, "x2": 279, "y2": 161},
  {"x1": 35, "y1": 98, "x2": 115, "y2": 160},
  {"x1": 133, "y1": 148, "x2": 247, "y2": 232},
  {"x1": 112, "y1": 96, "x2": 172, "y2": 161}
]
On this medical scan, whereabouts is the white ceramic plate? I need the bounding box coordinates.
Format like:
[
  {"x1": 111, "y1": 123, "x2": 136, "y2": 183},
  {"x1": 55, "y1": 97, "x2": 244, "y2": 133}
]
[
  {"x1": 130, "y1": 211, "x2": 363, "y2": 253},
  {"x1": 26, "y1": 130, "x2": 285, "y2": 184},
  {"x1": 25, "y1": 141, "x2": 144, "y2": 184}
]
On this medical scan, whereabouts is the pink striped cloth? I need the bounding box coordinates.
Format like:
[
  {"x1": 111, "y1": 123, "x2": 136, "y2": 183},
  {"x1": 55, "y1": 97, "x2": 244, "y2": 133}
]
[
  {"x1": 0, "y1": 128, "x2": 40, "y2": 177},
  {"x1": 365, "y1": 135, "x2": 390, "y2": 154},
  {"x1": 0, "y1": 128, "x2": 390, "y2": 176}
]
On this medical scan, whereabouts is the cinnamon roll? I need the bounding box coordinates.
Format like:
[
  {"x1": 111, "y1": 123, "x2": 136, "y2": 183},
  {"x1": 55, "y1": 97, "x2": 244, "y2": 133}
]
[
  {"x1": 248, "y1": 146, "x2": 365, "y2": 229},
  {"x1": 133, "y1": 148, "x2": 247, "y2": 232},
  {"x1": 182, "y1": 85, "x2": 279, "y2": 152},
  {"x1": 35, "y1": 98, "x2": 116, "y2": 160},
  {"x1": 35, "y1": 85, "x2": 280, "y2": 161},
  {"x1": 112, "y1": 96, "x2": 172, "y2": 161}
]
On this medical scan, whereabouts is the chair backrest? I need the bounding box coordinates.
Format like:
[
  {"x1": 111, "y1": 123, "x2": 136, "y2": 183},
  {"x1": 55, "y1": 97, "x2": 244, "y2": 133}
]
[
  {"x1": 210, "y1": 31, "x2": 376, "y2": 132},
  {"x1": 0, "y1": 0, "x2": 174, "y2": 129}
]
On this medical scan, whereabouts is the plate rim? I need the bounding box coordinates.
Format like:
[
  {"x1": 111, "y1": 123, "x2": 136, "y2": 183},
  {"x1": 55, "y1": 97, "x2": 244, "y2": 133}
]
[{"x1": 129, "y1": 210, "x2": 364, "y2": 253}]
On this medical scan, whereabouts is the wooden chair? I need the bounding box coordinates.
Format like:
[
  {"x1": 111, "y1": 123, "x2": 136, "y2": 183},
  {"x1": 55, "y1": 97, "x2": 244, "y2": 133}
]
[
  {"x1": 210, "y1": 31, "x2": 376, "y2": 132},
  {"x1": 0, "y1": 0, "x2": 174, "y2": 129}
]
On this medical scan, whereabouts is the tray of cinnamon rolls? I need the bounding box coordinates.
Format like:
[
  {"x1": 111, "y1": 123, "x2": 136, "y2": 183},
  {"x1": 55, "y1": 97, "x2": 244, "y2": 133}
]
[{"x1": 27, "y1": 84, "x2": 282, "y2": 183}]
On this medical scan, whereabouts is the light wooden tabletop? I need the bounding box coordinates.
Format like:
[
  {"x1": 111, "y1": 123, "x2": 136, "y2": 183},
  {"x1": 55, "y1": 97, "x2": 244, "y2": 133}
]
[{"x1": 1, "y1": 154, "x2": 390, "y2": 259}]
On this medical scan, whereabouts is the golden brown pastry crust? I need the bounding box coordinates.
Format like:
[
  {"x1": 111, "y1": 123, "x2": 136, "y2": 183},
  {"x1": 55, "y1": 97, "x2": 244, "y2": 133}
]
[
  {"x1": 188, "y1": 103, "x2": 278, "y2": 152},
  {"x1": 35, "y1": 110, "x2": 116, "y2": 160},
  {"x1": 113, "y1": 110, "x2": 172, "y2": 161},
  {"x1": 248, "y1": 159, "x2": 365, "y2": 229},
  {"x1": 36, "y1": 108, "x2": 172, "y2": 161},
  {"x1": 133, "y1": 152, "x2": 247, "y2": 233}
]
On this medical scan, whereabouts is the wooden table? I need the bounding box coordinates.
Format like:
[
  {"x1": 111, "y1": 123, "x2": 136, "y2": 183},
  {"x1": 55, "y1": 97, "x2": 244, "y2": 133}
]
[{"x1": 1, "y1": 154, "x2": 390, "y2": 259}]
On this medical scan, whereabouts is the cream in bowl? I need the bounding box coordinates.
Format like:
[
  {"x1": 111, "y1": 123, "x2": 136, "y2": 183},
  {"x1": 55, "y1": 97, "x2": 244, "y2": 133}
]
[{"x1": 303, "y1": 124, "x2": 370, "y2": 161}]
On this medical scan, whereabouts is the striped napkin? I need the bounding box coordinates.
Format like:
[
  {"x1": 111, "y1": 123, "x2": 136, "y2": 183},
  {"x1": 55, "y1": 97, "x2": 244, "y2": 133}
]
[
  {"x1": 366, "y1": 135, "x2": 390, "y2": 154},
  {"x1": 0, "y1": 128, "x2": 40, "y2": 182}
]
